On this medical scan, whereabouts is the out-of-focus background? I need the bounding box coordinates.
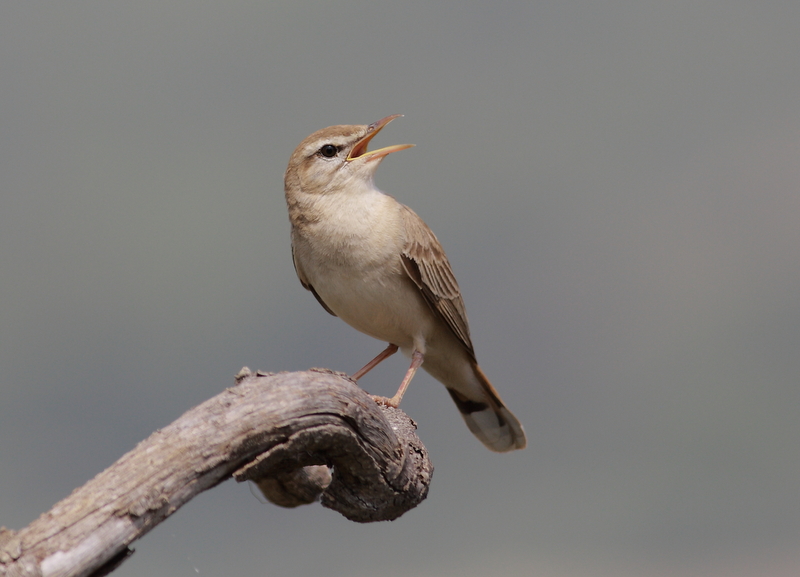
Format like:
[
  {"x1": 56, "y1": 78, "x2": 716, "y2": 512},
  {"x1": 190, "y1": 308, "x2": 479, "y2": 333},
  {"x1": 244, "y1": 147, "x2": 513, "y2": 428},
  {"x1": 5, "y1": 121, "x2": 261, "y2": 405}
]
[{"x1": 2, "y1": 2, "x2": 799, "y2": 576}]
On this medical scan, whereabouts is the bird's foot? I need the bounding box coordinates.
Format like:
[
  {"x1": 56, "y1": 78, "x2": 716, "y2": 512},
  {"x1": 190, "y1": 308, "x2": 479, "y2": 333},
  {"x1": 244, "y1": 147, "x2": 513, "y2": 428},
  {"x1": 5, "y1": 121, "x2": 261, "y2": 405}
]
[{"x1": 371, "y1": 394, "x2": 402, "y2": 408}]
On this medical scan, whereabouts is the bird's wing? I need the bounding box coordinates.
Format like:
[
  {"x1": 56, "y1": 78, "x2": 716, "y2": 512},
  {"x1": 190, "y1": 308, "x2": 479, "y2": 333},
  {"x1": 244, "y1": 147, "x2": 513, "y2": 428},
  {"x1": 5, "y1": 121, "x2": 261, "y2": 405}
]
[
  {"x1": 399, "y1": 205, "x2": 475, "y2": 358},
  {"x1": 292, "y1": 244, "x2": 337, "y2": 317}
]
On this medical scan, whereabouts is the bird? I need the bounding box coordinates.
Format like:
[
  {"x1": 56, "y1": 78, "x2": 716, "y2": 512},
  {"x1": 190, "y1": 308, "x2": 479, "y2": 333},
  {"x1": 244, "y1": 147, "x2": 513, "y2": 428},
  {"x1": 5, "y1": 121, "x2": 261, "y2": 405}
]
[{"x1": 284, "y1": 115, "x2": 526, "y2": 452}]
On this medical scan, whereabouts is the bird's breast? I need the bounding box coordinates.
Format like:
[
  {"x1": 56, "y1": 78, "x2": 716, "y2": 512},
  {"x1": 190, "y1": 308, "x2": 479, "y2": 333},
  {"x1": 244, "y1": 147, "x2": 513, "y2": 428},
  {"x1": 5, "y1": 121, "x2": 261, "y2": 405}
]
[
  {"x1": 294, "y1": 189, "x2": 403, "y2": 272},
  {"x1": 290, "y1": 189, "x2": 435, "y2": 348}
]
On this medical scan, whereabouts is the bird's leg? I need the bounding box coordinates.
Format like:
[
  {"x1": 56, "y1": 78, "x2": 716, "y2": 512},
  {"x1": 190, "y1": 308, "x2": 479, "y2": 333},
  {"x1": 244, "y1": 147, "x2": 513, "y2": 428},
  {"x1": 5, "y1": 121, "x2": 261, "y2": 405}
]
[
  {"x1": 373, "y1": 349, "x2": 424, "y2": 408},
  {"x1": 351, "y1": 343, "x2": 399, "y2": 381}
]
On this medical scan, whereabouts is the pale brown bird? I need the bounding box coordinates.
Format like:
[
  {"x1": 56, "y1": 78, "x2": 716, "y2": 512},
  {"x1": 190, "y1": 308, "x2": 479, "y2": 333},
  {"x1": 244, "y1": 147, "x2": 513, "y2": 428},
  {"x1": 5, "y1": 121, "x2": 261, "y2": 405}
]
[{"x1": 284, "y1": 115, "x2": 526, "y2": 452}]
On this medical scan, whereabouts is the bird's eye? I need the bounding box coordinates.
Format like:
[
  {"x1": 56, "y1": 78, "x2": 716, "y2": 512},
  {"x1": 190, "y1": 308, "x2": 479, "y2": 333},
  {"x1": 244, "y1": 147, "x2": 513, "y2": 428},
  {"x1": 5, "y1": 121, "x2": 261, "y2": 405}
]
[{"x1": 319, "y1": 144, "x2": 338, "y2": 158}]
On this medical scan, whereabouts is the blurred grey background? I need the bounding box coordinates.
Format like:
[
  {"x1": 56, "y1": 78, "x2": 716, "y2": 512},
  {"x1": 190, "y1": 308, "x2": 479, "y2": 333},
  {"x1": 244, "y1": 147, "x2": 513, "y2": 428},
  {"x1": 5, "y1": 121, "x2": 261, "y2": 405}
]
[{"x1": 2, "y1": 2, "x2": 799, "y2": 576}]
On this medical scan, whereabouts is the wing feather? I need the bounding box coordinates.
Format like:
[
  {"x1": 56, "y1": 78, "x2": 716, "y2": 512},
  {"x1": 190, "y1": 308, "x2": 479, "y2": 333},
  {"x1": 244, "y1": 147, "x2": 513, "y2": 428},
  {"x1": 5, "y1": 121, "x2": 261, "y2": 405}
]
[{"x1": 399, "y1": 206, "x2": 474, "y2": 358}]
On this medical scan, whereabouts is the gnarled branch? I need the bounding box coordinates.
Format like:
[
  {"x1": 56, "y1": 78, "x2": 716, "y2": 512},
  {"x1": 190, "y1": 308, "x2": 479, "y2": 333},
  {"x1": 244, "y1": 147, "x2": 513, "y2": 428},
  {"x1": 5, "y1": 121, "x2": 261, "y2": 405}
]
[{"x1": 0, "y1": 369, "x2": 433, "y2": 577}]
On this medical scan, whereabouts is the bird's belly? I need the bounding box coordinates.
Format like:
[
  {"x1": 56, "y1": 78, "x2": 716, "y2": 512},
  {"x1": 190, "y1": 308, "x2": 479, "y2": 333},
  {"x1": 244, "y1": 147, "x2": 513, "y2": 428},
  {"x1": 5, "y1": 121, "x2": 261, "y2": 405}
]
[{"x1": 312, "y1": 265, "x2": 434, "y2": 350}]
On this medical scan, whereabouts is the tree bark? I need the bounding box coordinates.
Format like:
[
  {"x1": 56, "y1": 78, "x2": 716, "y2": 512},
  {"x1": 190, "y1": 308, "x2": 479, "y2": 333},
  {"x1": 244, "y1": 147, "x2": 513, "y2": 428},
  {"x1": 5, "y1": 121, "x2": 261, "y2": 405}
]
[{"x1": 0, "y1": 368, "x2": 433, "y2": 577}]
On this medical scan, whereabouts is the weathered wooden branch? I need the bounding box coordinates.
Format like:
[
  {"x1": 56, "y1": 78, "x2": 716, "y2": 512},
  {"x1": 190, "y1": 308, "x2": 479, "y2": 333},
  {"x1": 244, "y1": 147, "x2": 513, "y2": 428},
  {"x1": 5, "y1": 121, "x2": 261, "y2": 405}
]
[{"x1": 0, "y1": 368, "x2": 433, "y2": 577}]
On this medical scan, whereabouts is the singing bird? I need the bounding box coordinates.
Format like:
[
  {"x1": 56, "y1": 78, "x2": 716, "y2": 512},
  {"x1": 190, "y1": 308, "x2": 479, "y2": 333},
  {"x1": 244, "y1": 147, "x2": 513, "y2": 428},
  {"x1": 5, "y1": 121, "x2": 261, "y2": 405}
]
[{"x1": 284, "y1": 115, "x2": 526, "y2": 452}]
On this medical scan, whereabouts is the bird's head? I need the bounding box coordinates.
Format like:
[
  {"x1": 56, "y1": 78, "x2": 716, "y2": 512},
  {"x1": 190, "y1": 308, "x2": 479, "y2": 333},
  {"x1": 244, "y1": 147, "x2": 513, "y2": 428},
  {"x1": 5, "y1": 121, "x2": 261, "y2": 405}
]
[{"x1": 285, "y1": 115, "x2": 414, "y2": 195}]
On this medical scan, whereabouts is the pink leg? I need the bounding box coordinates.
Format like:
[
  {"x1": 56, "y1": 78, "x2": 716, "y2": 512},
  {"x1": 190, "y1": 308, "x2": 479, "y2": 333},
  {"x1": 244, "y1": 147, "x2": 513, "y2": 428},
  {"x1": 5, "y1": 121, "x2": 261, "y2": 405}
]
[
  {"x1": 374, "y1": 349, "x2": 424, "y2": 408},
  {"x1": 352, "y1": 343, "x2": 399, "y2": 381}
]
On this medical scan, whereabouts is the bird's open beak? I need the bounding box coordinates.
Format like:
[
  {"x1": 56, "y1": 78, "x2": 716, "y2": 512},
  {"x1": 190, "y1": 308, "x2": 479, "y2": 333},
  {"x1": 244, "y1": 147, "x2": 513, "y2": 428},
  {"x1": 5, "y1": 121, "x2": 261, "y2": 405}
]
[{"x1": 347, "y1": 114, "x2": 414, "y2": 162}]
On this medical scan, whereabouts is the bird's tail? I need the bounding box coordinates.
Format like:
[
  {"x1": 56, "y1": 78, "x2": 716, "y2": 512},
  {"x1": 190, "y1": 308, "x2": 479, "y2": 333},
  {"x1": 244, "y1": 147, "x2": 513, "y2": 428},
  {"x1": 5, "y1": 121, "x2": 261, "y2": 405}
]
[{"x1": 444, "y1": 362, "x2": 527, "y2": 452}]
